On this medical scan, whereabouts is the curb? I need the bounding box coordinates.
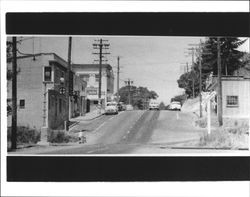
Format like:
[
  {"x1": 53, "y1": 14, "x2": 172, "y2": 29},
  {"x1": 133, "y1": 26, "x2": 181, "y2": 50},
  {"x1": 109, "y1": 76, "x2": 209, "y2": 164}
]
[
  {"x1": 69, "y1": 121, "x2": 79, "y2": 129},
  {"x1": 69, "y1": 113, "x2": 105, "y2": 131},
  {"x1": 84, "y1": 113, "x2": 104, "y2": 121}
]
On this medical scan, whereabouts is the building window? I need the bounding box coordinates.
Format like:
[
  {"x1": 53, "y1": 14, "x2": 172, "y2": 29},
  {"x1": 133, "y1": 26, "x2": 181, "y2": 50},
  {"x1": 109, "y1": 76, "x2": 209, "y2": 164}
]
[
  {"x1": 59, "y1": 98, "x2": 62, "y2": 113},
  {"x1": 44, "y1": 66, "x2": 52, "y2": 82},
  {"x1": 95, "y1": 74, "x2": 99, "y2": 82},
  {"x1": 226, "y1": 96, "x2": 239, "y2": 107},
  {"x1": 80, "y1": 74, "x2": 89, "y2": 82},
  {"x1": 20, "y1": 99, "x2": 25, "y2": 109}
]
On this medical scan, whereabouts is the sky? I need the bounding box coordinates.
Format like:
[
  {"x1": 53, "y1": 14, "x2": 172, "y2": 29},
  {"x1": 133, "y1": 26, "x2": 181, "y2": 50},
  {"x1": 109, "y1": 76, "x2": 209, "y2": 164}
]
[{"x1": 12, "y1": 36, "x2": 249, "y2": 105}]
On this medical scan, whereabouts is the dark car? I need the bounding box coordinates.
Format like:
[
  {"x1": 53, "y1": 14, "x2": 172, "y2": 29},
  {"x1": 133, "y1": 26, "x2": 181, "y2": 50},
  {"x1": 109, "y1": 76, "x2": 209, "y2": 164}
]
[{"x1": 117, "y1": 103, "x2": 123, "y2": 111}]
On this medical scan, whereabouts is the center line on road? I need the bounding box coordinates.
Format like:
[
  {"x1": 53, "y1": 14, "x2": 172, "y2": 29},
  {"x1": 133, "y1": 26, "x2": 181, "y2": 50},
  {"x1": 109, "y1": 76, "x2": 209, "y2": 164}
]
[{"x1": 93, "y1": 121, "x2": 107, "y2": 133}]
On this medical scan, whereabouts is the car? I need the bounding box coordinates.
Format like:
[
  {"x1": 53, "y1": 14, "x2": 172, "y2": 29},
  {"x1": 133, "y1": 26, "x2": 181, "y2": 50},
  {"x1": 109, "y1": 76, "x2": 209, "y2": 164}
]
[
  {"x1": 117, "y1": 102, "x2": 125, "y2": 111},
  {"x1": 105, "y1": 102, "x2": 119, "y2": 115},
  {"x1": 169, "y1": 101, "x2": 181, "y2": 111},
  {"x1": 149, "y1": 101, "x2": 160, "y2": 110},
  {"x1": 121, "y1": 103, "x2": 127, "y2": 111},
  {"x1": 125, "y1": 104, "x2": 133, "y2": 111}
]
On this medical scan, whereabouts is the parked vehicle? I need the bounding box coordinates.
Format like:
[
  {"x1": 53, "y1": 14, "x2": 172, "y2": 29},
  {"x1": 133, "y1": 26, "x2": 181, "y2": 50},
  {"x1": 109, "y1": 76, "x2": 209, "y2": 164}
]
[
  {"x1": 121, "y1": 103, "x2": 127, "y2": 111},
  {"x1": 125, "y1": 104, "x2": 133, "y2": 111},
  {"x1": 117, "y1": 102, "x2": 125, "y2": 111},
  {"x1": 105, "y1": 102, "x2": 118, "y2": 115},
  {"x1": 169, "y1": 101, "x2": 181, "y2": 111},
  {"x1": 149, "y1": 101, "x2": 160, "y2": 110}
]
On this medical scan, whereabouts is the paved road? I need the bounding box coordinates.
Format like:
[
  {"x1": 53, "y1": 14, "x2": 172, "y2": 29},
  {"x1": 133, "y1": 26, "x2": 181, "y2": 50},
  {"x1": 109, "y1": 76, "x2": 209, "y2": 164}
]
[
  {"x1": 41, "y1": 110, "x2": 160, "y2": 154},
  {"x1": 13, "y1": 110, "x2": 208, "y2": 154}
]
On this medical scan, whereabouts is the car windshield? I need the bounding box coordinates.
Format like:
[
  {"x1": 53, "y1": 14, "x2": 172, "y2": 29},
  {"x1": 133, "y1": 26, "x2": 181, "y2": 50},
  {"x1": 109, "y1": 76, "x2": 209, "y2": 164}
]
[{"x1": 107, "y1": 103, "x2": 116, "y2": 106}]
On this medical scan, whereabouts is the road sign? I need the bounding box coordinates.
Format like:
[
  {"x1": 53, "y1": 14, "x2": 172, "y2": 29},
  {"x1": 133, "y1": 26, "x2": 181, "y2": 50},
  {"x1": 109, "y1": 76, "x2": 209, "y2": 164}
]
[
  {"x1": 201, "y1": 91, "x2": 216, "y2": 135},
  {"x1": 202, "y1": 91, "x2": 216, "y2": 105},
  {"x1": 59, "y1": 87, "x2": 66, "y2": 94}
]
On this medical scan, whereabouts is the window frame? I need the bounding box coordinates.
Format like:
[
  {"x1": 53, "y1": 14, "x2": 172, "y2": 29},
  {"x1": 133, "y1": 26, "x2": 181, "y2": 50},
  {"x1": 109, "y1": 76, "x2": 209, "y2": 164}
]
[
  {"x1": 95, "y1": 74, "x2": 99, "y2": 82},
  {"x1": 226, "y1": 95, "x2": 239, "y2": 108},
  {"x1": 19, "y1": 99, "x2": 25, "y2": 109}
]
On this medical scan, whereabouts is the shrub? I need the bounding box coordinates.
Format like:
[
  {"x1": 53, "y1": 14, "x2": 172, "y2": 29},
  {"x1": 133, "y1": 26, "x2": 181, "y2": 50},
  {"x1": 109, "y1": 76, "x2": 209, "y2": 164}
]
[
  {"x1": 48, "y1": 130, "x2": 69, "y2": 143},
  {"x1": 195, "y1": 118, "x2": 207, "y2": 128},
  {"x1": 48, "y1": 130, "x2": 79, "y2": 143},
  {"x1": 7, "y1": 126, "x2": 41, "y2": 144}
]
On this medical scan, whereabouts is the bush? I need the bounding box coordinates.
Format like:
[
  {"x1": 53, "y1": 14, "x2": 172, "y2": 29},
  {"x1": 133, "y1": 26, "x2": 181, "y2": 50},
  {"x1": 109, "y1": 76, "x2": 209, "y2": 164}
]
[
  {"x1": 195, "y1": 118, "x2": 207, "y2": 128},
  {"x1": 7, "y1": 126, "x2": 41, "y2": 144},
  {"x1": 48, "y1": 130, "x2": 69, "y2": 143},
  {"x1": 48, "y1": 130, "x2": 79, "y2": 143}
]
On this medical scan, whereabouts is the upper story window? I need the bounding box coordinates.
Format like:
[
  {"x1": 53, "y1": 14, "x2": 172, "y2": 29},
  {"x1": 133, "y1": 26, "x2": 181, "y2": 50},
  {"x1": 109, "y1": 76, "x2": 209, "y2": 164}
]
[
  {"x1": 80, "y1": 74, "x2": 89, "y2": 82},
  {"x1": 43, "y1": 66, "x2": 52, "y2": 82},
  {"x1": 95, "y1": 74, "x2": 99, "y2": 82},
  {"x1": 226, "y1": 95, "x2": 239, "y2": 107},
  {"x1": 19, "y1": 99, "x2": 25, "y2": 109}
]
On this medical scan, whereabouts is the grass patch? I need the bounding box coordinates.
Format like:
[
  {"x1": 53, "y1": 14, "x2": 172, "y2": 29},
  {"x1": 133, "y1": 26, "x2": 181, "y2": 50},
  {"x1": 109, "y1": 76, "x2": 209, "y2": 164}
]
[{"x1": 199, "y1": 126, "x2": 249, "y2": 149}]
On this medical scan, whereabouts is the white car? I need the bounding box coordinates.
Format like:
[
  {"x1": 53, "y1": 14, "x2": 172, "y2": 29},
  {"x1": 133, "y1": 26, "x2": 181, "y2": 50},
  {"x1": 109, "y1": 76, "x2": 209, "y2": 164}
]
[
  {"x1": 149, "y1": 102, "x2": 160, "y2": 110},
  {"x1": 125, "y1": 104, "x2": 133, "y2": 111},
  {"x1": 169, "y1": 101, "x2": 181, "y2": 111},
  {"x1": 105, "y1": 102, "x2": 118, "y2": 115}
]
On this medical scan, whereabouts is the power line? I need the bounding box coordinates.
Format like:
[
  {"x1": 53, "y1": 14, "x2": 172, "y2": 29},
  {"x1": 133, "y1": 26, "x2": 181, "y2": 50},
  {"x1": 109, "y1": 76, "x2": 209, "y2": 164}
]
[{"x1": 92, "y1": 39, "x2": 110, "y2": 109}]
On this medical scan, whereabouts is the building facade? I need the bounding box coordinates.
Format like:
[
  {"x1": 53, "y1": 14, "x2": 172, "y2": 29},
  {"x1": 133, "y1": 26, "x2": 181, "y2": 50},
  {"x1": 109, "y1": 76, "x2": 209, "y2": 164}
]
[
  {"x1": 72, "y1": 64, "x2": 114, "y2": 112},
  {"x1": 7, "y1": 53, "x2": 87, "y2": 131},
  {"x1": 207, "y1": 75, "x2": 250, "y2": 119}
]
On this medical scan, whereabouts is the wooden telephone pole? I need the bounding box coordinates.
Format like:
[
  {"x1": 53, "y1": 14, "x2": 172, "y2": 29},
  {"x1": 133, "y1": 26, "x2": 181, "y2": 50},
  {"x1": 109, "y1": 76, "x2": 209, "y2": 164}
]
[
  {"x1": 11, "y1": 37, "x2": 17, "y2": 150},
  {"x1": 117, "y1": 56, "x2": 120, "y2": 102},
  {"x1": 188, "y1": 40, "x2": 212, "y2": 118},
  {"x1": 93, "y1": 39, "x2": 110, "y2": 109},
  {"x1": 217, "y1": 37, "x2": 223, "y2": 126},
  {"x1": 65, "y1": 37, "x2": 72, "y2": 131},
  {"x1": 125, "y1": 79, "x2": 133, "y2": 105}
]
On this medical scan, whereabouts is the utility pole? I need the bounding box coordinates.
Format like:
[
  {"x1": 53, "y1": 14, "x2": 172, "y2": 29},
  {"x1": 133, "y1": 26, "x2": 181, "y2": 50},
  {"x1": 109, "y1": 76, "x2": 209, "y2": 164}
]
[
  {"x1": 186, "y1": 47, "x2": 196, "y2": 98},
  {"x1": 198, "y1": 43, "x2": 203, "y2": 118},
  {"x1": 93, "y1": 39, "x2": 110, "y2": 111},
  {"x1": 117, "y1": 56, "x2": 120, "y2": 102},
  {"x1": 191, "y1": 48, "x2": 195, "y2": 98},
  {"x1": 217, "y1": 37, "x2": 223, "y2": 126},
  {"x1": 125, "y1": 79, "x2": 133, "y2": 105},
  {"x1": 65, "y1": 36, "x2": 72, "y2": 131},
  {"x1": 188, "y1": 41, "x2": 212, "y2": 117},
  {"x1": 186, "y1": 62, "x2": 189, "y2": 73},
  {"x1": 11, "y1": 37, "x2": 17, "y2": 150}
]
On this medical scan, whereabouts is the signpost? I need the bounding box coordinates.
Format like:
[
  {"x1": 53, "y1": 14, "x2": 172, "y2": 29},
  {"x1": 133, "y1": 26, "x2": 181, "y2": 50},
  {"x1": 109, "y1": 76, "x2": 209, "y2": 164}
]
[{"x1": 202, "y1": 91, "x2": 216, "y2": 135}]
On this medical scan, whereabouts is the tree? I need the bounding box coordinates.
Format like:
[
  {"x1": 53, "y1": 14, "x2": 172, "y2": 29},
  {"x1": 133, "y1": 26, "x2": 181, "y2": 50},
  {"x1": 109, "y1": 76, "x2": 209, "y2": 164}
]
[
  {"x1": 117, "y1": 85, "x2": 159, "y2": 109},
  {"x1": 177, "y1": 68, "x2": 200, "y2": 98},
  {"x1": 7, "y1": 41, "x2": 13, "y2": 60},
  {"x1": 200, "y1": 37, "x2": 246, "y2": 75},
  {"x1": 177, "y1": 37, "x2": 246, "y2": 98},
  {"x1": 159, "y1": 102, "x2": 165, "y2": 110},
  {"x1": 170, "y1": 94, "x2": 187, "y2": 105}
]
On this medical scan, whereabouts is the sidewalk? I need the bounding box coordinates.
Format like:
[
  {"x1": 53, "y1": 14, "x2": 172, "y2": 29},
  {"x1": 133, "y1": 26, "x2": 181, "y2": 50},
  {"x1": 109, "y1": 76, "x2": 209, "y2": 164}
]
[{"x1": 69, "y1": 109, "x2": 105, "y2": 129}]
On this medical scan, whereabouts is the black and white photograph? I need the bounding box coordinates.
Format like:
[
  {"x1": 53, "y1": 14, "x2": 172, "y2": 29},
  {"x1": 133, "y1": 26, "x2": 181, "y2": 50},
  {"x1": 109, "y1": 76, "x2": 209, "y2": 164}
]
[
  {"x1": 5, "y1": 35, "x2": 250, "y2": 154},
  {"x1": 1, "y1": 1, "x2": 250, "y2": 197}
]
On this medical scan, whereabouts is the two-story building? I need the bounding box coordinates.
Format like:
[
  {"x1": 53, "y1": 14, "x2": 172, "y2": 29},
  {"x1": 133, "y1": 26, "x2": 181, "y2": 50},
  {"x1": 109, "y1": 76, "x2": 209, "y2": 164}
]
[
  {"x1": 71, "y1": 64, "x2": 114, "y2": 112},
  {"x1": 7, "y1": 53, "x2": 87, "y2": 132}
]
